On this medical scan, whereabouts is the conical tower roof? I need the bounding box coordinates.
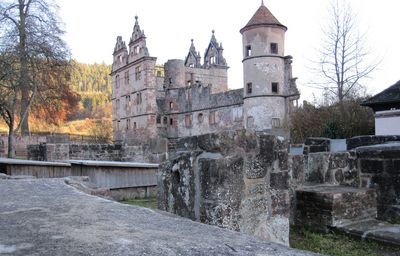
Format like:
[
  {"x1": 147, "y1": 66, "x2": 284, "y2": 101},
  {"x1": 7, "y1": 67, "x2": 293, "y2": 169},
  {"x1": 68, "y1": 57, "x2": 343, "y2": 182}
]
[{"x1": 240, "y1": 2, "x2": 287, "y2": 33}]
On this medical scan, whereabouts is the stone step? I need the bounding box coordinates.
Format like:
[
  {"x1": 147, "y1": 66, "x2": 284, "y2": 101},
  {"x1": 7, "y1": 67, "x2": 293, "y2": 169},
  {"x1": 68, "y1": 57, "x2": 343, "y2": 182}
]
[
  {"x1": 294, "y1": 185, "x2": 377, "y2": 232},
  {"x1": 336, "y1": 218, "x2": 400, "y2": 246}
]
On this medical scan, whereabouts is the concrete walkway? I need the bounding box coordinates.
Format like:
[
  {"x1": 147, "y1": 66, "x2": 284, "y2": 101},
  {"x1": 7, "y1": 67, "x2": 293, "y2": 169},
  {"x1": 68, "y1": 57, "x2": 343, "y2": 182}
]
[
  {"x1": 337, "y1": 219, "x2": 400, "y2": 246},
  {"x1": 0, "y1": 178, "x2": 317, "y2": 256}
]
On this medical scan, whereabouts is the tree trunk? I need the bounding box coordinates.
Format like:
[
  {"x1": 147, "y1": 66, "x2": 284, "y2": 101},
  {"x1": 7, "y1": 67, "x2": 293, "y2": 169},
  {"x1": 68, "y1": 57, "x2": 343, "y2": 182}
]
[
  {"x1": 7, "y1": 126, "x2": 16, "y2": 159},
  {"x1": 19, "y1": 0, "x2": 30, "y2": 135}
]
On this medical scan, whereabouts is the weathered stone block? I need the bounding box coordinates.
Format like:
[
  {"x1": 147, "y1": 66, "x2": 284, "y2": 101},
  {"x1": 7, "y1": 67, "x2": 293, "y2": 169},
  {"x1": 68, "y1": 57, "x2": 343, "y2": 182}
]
[
  {"x1": 360, "y1": 159, "x2": 384, "y2": 174},
  {"x1": 295, "y1": 185, "x2": 377, "y2": 232},
  {"x1": 270, "y1": 172, "x2": 289, "y2": 190}
]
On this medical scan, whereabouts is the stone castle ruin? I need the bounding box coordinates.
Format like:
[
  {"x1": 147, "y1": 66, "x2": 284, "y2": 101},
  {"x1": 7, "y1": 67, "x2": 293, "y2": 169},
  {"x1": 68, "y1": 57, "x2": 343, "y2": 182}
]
[
  {"x1": 110, "y1": 3, "x2": 300, "y2": 149},
  {"x1": 12, "y1": 2, "x2": 400, "y2": 251}
]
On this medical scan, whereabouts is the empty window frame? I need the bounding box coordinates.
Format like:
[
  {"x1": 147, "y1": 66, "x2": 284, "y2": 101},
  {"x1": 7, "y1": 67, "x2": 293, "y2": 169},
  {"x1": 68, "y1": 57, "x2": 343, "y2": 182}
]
[
  {"x1": 271, "y1": 82, "x2": 279, "y2": 93},
  {"x1": 169, "y1": 101, "x2": 174, "y2": 110},
  {"x1": 272, "y1": 118, "x2": 281, "y2": 128},
  {"x1": 133, "y1": 46, "x2": 139, "y2": 55},
  {"x1": 136, "y1": 93, "x2": 142, "y2": 105},
  {"x1": 185, "y1": 114, "x2": 192, "y2": 127},
  {"x1": 116, "y1": 99, "x2": 120, "y2": 110},
  {"x1": 197, "y1": 113, "x2": 204, "y2": 123},
  {"x1": 245, "y1": 45, "x2": 252, "y2": 57},
  {"x1": 209, "y1": 111, "x2": 216, "y2": 125},
  {"x1": 125, "y1": 95, "x2": 131, "y2": 108},
  {"x1": 135, "y1": 66, "x2": 142, "y2": 80},
  {"x1": 124, "y1": 70, "x2": 130, "y2": 85},
  {"x1": 246, "y1": 82, "x2": 253, "y2": 94},
  {"x1": 115, "y1": 74, "x2": 120, "y2": 88},
  {"x1": 126, "y1": 119, "x2": 130, "y2": 130},
  {"x1": 270, "y1": 43, "x2": 278, "y2": 54}
]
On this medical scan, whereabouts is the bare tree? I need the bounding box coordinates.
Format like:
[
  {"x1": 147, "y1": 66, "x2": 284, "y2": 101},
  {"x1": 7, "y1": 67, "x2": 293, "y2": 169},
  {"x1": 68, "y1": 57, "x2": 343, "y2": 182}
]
[
  {"x1": 313, "y1": 0, "x2": 379, "y2": 103},
  {"x1": 0, "y1": 0, "x2": 70, "y2": 157}
]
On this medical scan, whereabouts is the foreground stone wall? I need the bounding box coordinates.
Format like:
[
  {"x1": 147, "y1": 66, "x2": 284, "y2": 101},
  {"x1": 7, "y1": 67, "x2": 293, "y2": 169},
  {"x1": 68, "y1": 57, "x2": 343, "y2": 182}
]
[
  {"x1": 356, "y1": 143, "x2": 400, "y2": 223},
  {"x1": 158, "y1": 130, "x2": 291, "y2": 245}
]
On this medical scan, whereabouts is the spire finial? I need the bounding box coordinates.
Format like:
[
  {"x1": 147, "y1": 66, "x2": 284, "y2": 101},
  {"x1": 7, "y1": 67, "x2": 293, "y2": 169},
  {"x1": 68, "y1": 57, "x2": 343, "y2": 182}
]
[
  {"x1": 212, "y1": 29, "x2": 215, "y2": 34},
  {"x1": 261, "y1": 0, "x2": 264, "y2": 6}
]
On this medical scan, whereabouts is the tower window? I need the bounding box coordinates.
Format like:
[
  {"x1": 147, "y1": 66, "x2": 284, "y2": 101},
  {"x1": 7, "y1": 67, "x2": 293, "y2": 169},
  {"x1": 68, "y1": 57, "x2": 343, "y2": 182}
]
[
  {"x1": 272, "y1": 118, "x2": 281, "y2": 128},
  {"x1": 210, "y1": 56, "x2": 216, "y2": 64},
  {"x1": 163, "y1": 116, "x2": 168, "y2": 125},
  {"x1": 185, "y1": 114, "x2": 192, "y2": 127},
  {"x1": 272, "y1": 82, "x2": 279, "y2": 93},
  {"x1": 133, "y1": 46, "x2": 139, "y2": 55},
  {"x1": 270, "y1": 43, "x2": 278, "y2": 54},
  {"x1": 245, "y1": 45, "x2": 252, "y2": 57},
  {"x1": 246, "y1": 83, "x2": 252, "y2": 94},
  {"x1": 126, "y1": 119, "x2": 130, "y2": 130},
  {"x1": 170, "y1": 118, "x2": 174, "y2": 125},
  {"x1": 156, "y1": 115, "x2": 161, "y2": 124},
  {"x1": 198, "y1": 113, "x2": 204, "y2": 123},
  {"x1": 133, "y1": 122, "x2": 137, "y2": 130},
  {"x1": 209, "y1": 111, "x2": 216, "y2": 125},
  {"x1": 169, "y1": 101, "x2": 174, "y2": 110}
]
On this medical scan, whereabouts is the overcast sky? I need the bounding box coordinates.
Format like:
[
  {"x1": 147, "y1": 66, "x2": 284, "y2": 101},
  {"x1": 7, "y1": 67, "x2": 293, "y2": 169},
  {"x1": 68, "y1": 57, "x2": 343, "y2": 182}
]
[{"x1": 58, "y1": 0, "x2": 400, "y2": 102}]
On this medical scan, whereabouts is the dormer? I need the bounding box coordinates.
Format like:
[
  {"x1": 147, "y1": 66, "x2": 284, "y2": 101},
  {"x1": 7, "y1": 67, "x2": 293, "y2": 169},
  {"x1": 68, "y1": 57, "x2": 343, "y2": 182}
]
[
  {"x1": 128, "y1": 16, "x2": 150, "y2": 63},
  {"x1": 184, "y1": 39, "x2": 201, "y2": 68},
  {"x1": 112, "y1": 36, "x2": 128, "y2": 71},
  {"x1": 203, "y1": 30, "x2": 227, "y2": 69}
]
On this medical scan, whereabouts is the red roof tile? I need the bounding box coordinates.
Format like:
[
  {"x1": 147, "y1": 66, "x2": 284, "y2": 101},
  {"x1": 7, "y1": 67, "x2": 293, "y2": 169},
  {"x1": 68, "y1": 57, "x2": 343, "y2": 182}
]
[{"x1": 241, "y1": 4, "x2": 287, "y2": 33}]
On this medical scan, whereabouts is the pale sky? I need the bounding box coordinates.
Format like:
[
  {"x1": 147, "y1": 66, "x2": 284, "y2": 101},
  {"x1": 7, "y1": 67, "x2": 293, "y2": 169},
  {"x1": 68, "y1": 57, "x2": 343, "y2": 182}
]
[{"x1": 58, "y1": 0, "x2": 400, "y2": 102}]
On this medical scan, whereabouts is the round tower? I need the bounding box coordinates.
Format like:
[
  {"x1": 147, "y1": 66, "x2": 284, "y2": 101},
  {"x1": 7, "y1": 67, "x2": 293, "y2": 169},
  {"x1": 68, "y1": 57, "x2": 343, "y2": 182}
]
[{"x1": 241, "y1": 2, "x2": 292, "y2": 133}]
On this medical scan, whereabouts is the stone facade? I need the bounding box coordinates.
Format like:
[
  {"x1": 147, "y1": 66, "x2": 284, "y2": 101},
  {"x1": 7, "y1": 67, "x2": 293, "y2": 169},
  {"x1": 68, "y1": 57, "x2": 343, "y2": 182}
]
[
  {"x1": 158, "y1": 130, "x2": 291, "y2": 245},
  {"x1": 111, "y1": 3, "x2": 300, "y2": 147}
]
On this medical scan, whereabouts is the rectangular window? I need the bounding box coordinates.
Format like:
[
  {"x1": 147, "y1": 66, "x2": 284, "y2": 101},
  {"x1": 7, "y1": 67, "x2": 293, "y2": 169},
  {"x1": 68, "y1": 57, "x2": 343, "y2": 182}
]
[
  {"x1": 126, "y1": 119, "x2": 130, "y2": 130},
  {"x1": 163, "y1": 116, "x2": 168, "y2": 125},
  {"x1": 272, "y1": 118, "x2": 281, "y2": 128},
  {"x1": 125, "y1": 95, "x2": 130, "y2": 108},
  {"x1": 156, "y1": 115, "x2": 161, "y2": 124},
  {"x1": 169, "y1": 118, "x2": 174, "y2": 126},
  {"x1": 133, "y1": 122, "x2": 137, "y2": 130},
  {"x1": 270, "y1": 43, "x2": 278, "y2": 54},
  {"x1": 209, "y1": 111, "x2": 216, "y2": 125},
  {"x1": 133, "y1": 46, "x2": 139, "y2": 55},
  {"x1": 245, "y1": 45, "x2": 252, "y2": 57},
  {"x1": 137, "y1": 93, "x2": 142, "y2": 105},
  {"x1": 135, "y1": 66, "x2": 142, "y2": 80},
  {"x1": 116, "y1": 99, "x2": 120, "y2": 110},
  {"x1": 115, "y1": 75, "x2": 120, "y2": 88},
  {"x1": 272, "y1": 82, "x2": 279, "y2": 93},
  {"x1": 185, "y1": 114, "x2": 192, "y2": 127},
  {"x1": 246, "y1": 82, "x2": 252, "y2": 94},
  {"x1": 169, "y1": 101, "x2": 174, "y2": 110},
  {"x1": 124, "y1": 71, "x2": 129, "y2": 85},
  {"x1": 117, "y1": 120, "x2": 121, "y2": 130}
]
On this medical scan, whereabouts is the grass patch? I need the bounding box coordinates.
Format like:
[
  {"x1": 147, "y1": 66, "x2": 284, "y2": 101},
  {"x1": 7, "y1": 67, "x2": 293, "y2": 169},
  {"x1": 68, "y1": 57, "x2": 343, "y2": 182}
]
[
  {"x1": 290, "y1": 226, "x2": 400, "y2": 256},
  {"x1": 119, "y1": 197, "x2": 157, "y2": 209}
]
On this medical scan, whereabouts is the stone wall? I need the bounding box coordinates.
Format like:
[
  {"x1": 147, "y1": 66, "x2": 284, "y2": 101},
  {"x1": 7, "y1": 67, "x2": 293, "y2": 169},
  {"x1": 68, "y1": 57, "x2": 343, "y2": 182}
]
[
  {"x1": 347, "y1": 135, "x2": 400, "y2": 150},
  {"x1": 356, "y1": 143, "x2": 400, "y2": 223},
  {"x1": 28, "y1": 137, "x2": 168, "y2": 163},
  {"x1": 158, "y1": 130, "x2": 291, "y2": 245},
  {"x1": 289, "y1": 151, "x2": 358, "y2": 187}
]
